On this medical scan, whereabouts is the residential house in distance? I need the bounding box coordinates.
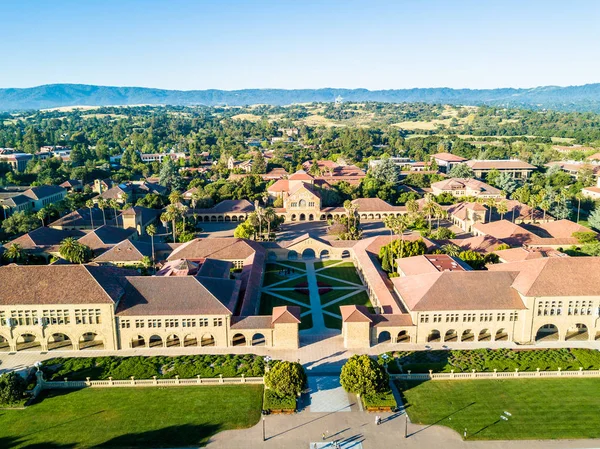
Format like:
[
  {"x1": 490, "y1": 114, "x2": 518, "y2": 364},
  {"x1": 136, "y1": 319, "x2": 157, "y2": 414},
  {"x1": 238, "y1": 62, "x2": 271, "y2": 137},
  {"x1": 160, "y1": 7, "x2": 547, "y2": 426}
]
[
  {"x1": 431, "y1": 152, "x2": 467, "y2": 173},
  {"x1": 431, "y1": 178, "x2": 504, "y2": 199},
  {"x1": 59, "y1": 179, "x2": 84, "y2": 192},
  {"x1": 227, "y1": 156, "x2": 253, "y2": 173},
  {"x1": 140, "y1": 152, "x2": 186, "y2": 163},
  {"x1": 465, "y1": 159, "x2": 536, "y2": 179},
  {"x1": 95, "y1": 181, "x2": 168, "y2": 204},
  {"x1": 545, "y1": 161, "x2": 600, "y2": 179}
]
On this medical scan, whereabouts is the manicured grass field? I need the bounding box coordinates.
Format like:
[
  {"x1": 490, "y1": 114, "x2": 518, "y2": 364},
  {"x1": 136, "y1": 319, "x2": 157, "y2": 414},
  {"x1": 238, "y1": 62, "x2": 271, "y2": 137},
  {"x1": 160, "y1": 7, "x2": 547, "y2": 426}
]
[
  {"x1": 318, "y1": 263, "x2": 363, "y2": 285},
  {"x1": 398, "y1": 378, "x2": 600, "y2": 440},
  {"x1": 269, "y1": 275, "x2": 308, "y2": 289},
  {"x1": 314, "y1": 260, "x2": 345, "y2": 270},
  {"x1": 263, "y1": 263, "x2": 292, "y2": 286},
  {"x1": 0, "y1": 385, "x2": 263, "y2": 448},
  {"x1": 319, "y1": 288, "x2": 358, "y2": 305},
  {"x1": 323, "y1": 312, "x2": 342, "y2": 330},
  {"x1": 300, "y1": 313, "x2": 313, "y2": 330},
  {"x1": 323, "y1": 291, "x2": 374, "y2": 315},
  {"x1": 277, "y1": 261, "x2": 306, "y2": 270},
  {"x1": 259, "y1": 293, "x2": 310, "y2": 315}
]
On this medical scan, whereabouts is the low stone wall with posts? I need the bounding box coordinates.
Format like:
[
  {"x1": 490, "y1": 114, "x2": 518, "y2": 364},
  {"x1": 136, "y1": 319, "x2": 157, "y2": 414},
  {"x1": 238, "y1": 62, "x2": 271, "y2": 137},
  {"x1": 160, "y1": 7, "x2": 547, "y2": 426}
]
[
  {"x1": 391, "y1": 367, "x2": 600, "y2": 381},
  {"x1": 33, "y1": 371, "x2": 264, "y2": 391}
]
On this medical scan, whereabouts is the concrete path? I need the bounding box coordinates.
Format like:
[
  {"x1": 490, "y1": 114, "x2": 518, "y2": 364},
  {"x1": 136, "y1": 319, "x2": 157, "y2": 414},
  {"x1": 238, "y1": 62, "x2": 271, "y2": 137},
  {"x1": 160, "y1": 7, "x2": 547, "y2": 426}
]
[
  {"x1": 305, "y1": 261, "x2": 327, "y2": 333},
  {"x1": 308, "y1": 376, "x2": 352, "y2": 413}
]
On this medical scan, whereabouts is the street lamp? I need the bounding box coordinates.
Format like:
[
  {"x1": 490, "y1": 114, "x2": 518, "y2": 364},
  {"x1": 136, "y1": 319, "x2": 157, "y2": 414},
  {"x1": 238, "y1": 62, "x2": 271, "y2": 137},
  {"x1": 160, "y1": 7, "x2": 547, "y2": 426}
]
[
  {"x1": 382, "y1": 353, "x2": 390, "y2": 372},
  {"x1": 262, "y1": 415, "x2": 266, "y2": 441},
  {"x1": 33, "y1": 361, "x2": 42, "y2": 372},
  {"x1": 264, "y1": 355, "x2": 272, "y2": 372}
]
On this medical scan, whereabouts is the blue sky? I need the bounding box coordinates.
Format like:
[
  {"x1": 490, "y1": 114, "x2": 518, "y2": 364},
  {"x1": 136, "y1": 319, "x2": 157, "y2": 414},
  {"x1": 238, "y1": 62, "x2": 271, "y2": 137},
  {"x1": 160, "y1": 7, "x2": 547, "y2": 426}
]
[{"x1": 1, "y1": 0, "x2": 599, "y2": 90}]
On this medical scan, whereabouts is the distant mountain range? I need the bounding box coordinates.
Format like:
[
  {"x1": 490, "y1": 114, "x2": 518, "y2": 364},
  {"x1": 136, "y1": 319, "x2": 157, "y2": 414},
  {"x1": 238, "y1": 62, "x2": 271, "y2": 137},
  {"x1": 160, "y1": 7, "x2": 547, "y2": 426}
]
[{"x1": 2, "y1": 83, "x2": 600, "y2": 112}]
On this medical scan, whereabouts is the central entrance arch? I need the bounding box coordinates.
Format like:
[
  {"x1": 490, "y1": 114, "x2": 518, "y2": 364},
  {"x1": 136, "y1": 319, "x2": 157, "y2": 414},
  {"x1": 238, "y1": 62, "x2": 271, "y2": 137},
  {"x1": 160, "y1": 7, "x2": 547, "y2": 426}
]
[{"x1": 302, "y1": 248, "x2": 316, "y2": 260}]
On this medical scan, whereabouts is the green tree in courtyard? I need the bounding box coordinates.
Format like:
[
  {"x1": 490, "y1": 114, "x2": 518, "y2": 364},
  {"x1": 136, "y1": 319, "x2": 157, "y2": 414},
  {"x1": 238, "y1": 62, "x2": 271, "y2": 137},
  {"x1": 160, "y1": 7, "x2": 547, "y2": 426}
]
[{"x1": 340, "y1": 355, "x2": 389, "y2": 396}]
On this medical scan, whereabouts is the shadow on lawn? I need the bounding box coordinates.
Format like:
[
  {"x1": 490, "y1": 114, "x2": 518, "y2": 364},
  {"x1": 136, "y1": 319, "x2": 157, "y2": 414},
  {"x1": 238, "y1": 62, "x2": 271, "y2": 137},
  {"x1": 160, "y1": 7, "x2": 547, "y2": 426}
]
[
  {"x1": 1, "y1": 436, "x2": 77, "y2": 449},
  {"x1": 96, "y1": 424, "x2": 222, "y2": 448}
]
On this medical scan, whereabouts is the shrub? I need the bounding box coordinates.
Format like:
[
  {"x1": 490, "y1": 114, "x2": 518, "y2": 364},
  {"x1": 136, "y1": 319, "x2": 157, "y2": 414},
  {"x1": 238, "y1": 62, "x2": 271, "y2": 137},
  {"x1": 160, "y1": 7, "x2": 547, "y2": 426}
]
[
  {"x1": 0, "y1": 372, "x2": 27, "y2": 406},
  {"x1": 42, "y1": 355, "x2": 267, "y2": 381},
  {"x1": 263, "y1": 389, "x2": 296, "y2": 411},
  {"x1": 264, "y1": 361, "x2": 306, "y2": 397},
  {"x1": 362, "y1": 389, "x2": 397, "y2": 408},
  {"x1": 340, "y1": 355, "x2": 389, "y2": 396}
]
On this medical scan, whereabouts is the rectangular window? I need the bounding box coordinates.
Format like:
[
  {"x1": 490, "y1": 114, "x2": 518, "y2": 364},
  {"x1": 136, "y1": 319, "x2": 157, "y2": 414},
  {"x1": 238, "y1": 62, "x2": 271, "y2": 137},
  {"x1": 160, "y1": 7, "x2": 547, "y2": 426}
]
[
  {"x1": 420, "y1": 315, "x2": 429, "y2": 324},
  {"x1": 120, "y1": 319, "x2": 130, "y2": 329},
  {"x1": 509, "y1": 312, "x2": 518, "y2": 322},
  {"x1": 213, "y1": 318, "x2": 223, "y2": 327},
  {"x1": 182, "y1": 319, "x2": 196, "y2": 328},
  {"x1": 135, "y1": 319, "x2": 145, "y2": 328}
]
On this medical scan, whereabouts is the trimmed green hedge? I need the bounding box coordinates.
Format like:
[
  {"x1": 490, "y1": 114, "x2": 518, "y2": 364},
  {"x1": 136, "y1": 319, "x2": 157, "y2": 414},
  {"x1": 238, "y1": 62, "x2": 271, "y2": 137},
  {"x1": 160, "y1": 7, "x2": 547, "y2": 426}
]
[
  {"x1": 42, "y1": 354, "x2": 266, "y2": 381},
  {"x1": 362, "y1": 389, "x2": 397, "y2": 408},
  {"x1": 392, "y1": 348, "x2": 600, "y2": 373},
  {"x1": 263, "y1": 389, "x2": 296, "y2": 411}
]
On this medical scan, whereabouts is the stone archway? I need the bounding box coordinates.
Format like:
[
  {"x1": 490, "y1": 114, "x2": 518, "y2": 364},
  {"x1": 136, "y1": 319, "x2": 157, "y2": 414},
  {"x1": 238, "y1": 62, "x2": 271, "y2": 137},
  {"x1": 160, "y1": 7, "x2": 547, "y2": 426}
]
[
  {"x1": 535, "y1": 324, "x2": 559, "y2": 342},
  {"x1": 252, "y1": 333, "x2": 266, "y2": 346},
  {"x1": 132, "y1": 335, "x2": 145, "y2": 348},
  {"x1": 288, "y1": 250, "x2": 298, "y2": 260},
  {"x1": 166, "y1": 334, "x2": 180, "y2": 347},
  {"x1": 478, "y1": 329, "x2": 491, "y2": 341},
  {"x1": 184, "y1": 335, "x2": 198, "y2": 347},
  {"x1": 444, "y1": 329, "x2": 458, "y2": 342},
  {"x1": 232, "y1": 333, "x2": 246, "y2": 346},
  {"x1": 427, "y1": 330, "x2": 441, "y2": 343},
  {"x1": 149, "y1": 335, "x2": 163, "y2": 348},
  {"x1": 299, "y1": 213, "x2": 306, "y2": 221},
  {"x1": 397, "y1": 330, "x2": 410, "y2": 343},
  {"x1": 341, "y1": 250, "x2": 350, "y2": 259},
  {"x1": 0, "y1": 335, "x2": 9, "y2": 351},
  {"x1": 565, "y1": 323, "x2": 588, "y2": 341},
  {"x1": 48, "y1": 333, "x2": 73, "y2": 351},
  {"x1": 378, "y1": 331, "x2": 391, "y2": 344},
  {"x1": 16, "y1": 333, "x2": 41, "y2": 351},
  {"x1": 80, "y1": 332, "x2": 104, "y2": 350},
  {"x1": 495, "y1": 328, "x2": 508, "y2": 341},
  {"x1": 201, "y1": 333, "x2": 215, "y2": 347},
  {"x1": 461, "y1": 329, "x2": 474, "y2": 342},
  {"x1": 302, "y1": 248, "x2": 316, "y2": 259}
]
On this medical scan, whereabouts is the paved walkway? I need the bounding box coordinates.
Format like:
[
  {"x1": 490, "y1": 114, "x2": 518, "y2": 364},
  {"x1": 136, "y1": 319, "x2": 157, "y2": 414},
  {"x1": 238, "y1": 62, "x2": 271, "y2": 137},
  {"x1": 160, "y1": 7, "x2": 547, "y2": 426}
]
[{"x1": 308, "y1": 376, "x2": 352, "y2": 413}]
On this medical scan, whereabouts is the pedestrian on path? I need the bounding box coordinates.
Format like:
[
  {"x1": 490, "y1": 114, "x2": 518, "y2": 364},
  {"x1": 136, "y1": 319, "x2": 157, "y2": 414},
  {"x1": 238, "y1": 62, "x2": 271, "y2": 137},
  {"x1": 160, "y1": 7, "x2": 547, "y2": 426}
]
[{"x1": 322, "y1": 432, "x2": 327, "y2": 440}]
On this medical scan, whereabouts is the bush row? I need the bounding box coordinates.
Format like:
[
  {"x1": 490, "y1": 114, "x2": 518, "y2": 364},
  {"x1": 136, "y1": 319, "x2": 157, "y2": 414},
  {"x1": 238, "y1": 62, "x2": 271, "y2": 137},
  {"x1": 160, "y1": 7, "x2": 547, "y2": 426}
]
[
  {"x1": 263, "y1": 389, "x2": 296, "y2": 411},
  {"x1": 42, "y1": 354, "x2": 266, "y2": 381},
  {"x1": 387, "y1": 348, "x2": 600, "y2": 373}
]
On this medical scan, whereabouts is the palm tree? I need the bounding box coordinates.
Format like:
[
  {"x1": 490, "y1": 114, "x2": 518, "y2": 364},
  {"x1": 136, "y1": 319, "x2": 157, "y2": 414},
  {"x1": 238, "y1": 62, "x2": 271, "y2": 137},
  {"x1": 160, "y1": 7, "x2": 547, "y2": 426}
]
[
  {"x1": 146, "y1": 224, "x2": 157, "y2": 273},
  {"x1": 59, "y1": 237, "x2": 78, "y2": 262},
  {"x1": 405, "y1": 199, "x2": 419, "y2": 215},
  {"x1": 169, "y1": 190, "x2": 183, "y2": 205},
  {"x1": 85, "y1": 200, "x2": 95, "y2": 230},
  {"x1": 264, "y1": 207, "x2": 276, "y2": 241},
  {"x1": 109, "y1": 199, "x2": 119, "y2": 223},
  {"x1": 442, "y1": 243, "x2": 461, "y2": 257},
  {"x1": 4, "y1": 243, "x2": 24, "y2": 263},
  {"x1": 497, "y1": 200, "x2": 508, "y2": 221},
  {"x1": 36, "y1": 207, "x2": 48, "y2": 227},
  {"x1": 422, "y1": 194, "x2": 439, "y2": 232},
  {"x1": 575, "y1": 192, "x2": 584, "y2": 224},
  {"x1": 161, "y1": 204, "x2": 181, "y2": 243},
  {"x1": 485, "y1": 198, "x2": 497, "y2": 223},
  {"x1": 97, "y1": 199, "x2": 107, "y2": 226},
  {"x1": 254, "y1": 200, "x2": 263, "y2": 240}
]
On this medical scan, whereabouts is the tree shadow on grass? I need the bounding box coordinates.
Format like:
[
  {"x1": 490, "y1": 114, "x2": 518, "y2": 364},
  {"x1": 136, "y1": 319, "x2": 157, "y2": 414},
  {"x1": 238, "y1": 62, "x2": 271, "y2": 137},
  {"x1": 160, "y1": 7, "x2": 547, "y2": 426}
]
[
  {"x1": 0, "y1": 436, "x2": 77, "y2": 449},
  {"x1": 95, "y1": 424, "x2": 222, "y2": 448}
]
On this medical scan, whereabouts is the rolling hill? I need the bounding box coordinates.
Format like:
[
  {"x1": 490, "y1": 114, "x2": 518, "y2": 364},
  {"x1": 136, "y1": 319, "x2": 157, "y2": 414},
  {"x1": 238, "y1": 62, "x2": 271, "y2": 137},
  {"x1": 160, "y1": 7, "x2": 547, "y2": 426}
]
[{"x1": 2, "y1": 83, "x2": 600, "y2": 112}]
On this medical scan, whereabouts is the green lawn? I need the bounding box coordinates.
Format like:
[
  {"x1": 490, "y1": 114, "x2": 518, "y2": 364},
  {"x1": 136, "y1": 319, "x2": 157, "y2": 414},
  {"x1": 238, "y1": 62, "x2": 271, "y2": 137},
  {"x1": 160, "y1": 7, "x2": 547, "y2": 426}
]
[
  {"x1": 263, "y1": 263, "x2": 292, "y2": 286},
  {"x1": 316, "y1": 275, "x2": 361, "y2": 287},
  {"x1": 0, "y1": 385, "x2": 263, "y2": 448},
  {"x1": 398, "y1": 378, "x2": 600, "y2": 440},
  {"x1": 299, "y1": 313, "x2": 313, "y2": 331},
  {"x1": 314, "y1": 260, "x2": 345, "y2": 270},
  {"x1": 259, "y1": 293, "x2": 310, "y2": 315},
  {"x1": 323, "y1": 313, "x2": 342, "y2": 330},
  {"x1": 318, "y1": 263, "x2": 363, "y2": 285},
  {"x1": 276, "y1": 261, "x2": 306, "y2": 270},
  {"x1": 319, "y1": 288, "x2": 358, "y2": 305},
  {"x1": 323, "y1": 291, "x2": 374, "y2": 314},
  {"x1": 268, "y1": 275, "x2": 308, "y2": 289}
]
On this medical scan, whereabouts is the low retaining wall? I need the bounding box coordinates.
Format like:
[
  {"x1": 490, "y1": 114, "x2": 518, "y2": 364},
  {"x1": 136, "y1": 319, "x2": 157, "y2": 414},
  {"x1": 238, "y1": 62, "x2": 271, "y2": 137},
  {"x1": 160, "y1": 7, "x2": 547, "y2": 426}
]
[
  {"x1": 391, "y1": 367, "x2": 600, "y2": 381},
  {"x1": 38, "y1": 374, "x2": 264, "y2": 390}
]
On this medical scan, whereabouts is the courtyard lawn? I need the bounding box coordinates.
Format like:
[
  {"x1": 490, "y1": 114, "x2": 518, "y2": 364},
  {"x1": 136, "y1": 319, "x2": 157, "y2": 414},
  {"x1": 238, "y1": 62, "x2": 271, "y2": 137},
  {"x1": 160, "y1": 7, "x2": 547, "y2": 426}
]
[
  {"x1": 314, "y1": 260, "x2": 345, "y2": 270},
  {"x1": 323, "y1": 312, "x2": 343, "y2": 330},
  {"x1": 0, "y1": 385, "x2": 263, "y2": 448},
  {"x1": 300, "y1": 313, "x2": 313, "y2": 331},
  {"x1": 323, "y1": 291, "x2": 374, "y2": 315},
  {"x1": 398, "y1": 378, "x2": 600, "y2": 440},
  {"x1": 318, "y1": 262, "x2": 363, "y2": 285},
  {"x1": 277, "y1": 261, "x2": 306, "y2": 270},
  {"x1": 319, "y1": 288, "x2": 359, "y2": 305},
  {"x1": 269, "y1": 275, "x2": 308, "y2": 289},
  {"x1": 264, "y1": 263, "x2": 293, "y2": 286},
  {"x1": 259, "y1": 293, "x2": 311, "y2": 315}
]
